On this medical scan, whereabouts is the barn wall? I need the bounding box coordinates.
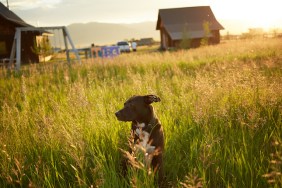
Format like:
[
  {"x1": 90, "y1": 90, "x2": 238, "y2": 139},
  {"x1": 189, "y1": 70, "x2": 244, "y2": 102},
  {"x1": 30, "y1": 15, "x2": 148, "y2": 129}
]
[
  {"x1": 173, "y1": 38, "x2": 202, "y2": 48},
  {"x1": 0, "y1": 16, "x2": 39, "y2": 63},
  {"x1": 160, "y1": 30, "x2": 221, "y2": 50},
  {"x1": 211, "y1": 30, "x2": 220, "y2": 44},
  {"x1": 0, "y1": 16, "x2": 15, "y2": 59},
  {"x1": 160, "y1": 28, "x2": 167, "y2": 50},
  {"x1": 160, "y1": 26, "x2": 173, "y2": 50},
  {"x1": 164, "y1": 30, "x2": 221, "y2": 49}
]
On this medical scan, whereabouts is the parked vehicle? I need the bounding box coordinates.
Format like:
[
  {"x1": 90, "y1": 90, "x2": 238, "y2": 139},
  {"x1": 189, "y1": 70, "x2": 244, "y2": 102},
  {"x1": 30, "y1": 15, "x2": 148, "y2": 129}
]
[{"x1": 117, "y1": 41, "x2": 130, "y2": 53}]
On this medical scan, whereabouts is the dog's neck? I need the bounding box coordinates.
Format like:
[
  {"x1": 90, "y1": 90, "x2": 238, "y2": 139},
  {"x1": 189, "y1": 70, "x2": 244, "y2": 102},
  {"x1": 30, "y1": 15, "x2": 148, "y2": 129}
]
[
  {"x1": 134, "y1": 115, "x2": 159, "y2": 133},
  {"x1": 136, "y1": 122, "x2": 146, "y2": 128}
]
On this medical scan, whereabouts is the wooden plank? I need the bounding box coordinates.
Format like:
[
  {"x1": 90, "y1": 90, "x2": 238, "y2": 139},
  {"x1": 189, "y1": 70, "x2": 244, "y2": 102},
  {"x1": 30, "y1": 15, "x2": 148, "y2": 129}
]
[
  {"x1": 62, "y1": 28, "x2": 70, "y2": 64},
  {"x1": 15, "y1": 28, "x2": 21, "y2": 70},
  {"x1": 63, "y1": 27, "x2": 81, "y2": 64},
  {"x1": 9, "y1": 35, "x2": 16, "y2": 69}
]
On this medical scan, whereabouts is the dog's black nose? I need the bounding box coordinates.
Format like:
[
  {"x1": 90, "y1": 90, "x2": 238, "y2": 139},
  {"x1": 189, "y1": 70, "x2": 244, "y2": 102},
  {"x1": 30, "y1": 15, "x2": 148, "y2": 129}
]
[
  {"x1": 115, "y1": 111, "x2": 121, "y2": 118},
  {"x1": 115, "y1": 111, "x2": 123, "y2": 121}
]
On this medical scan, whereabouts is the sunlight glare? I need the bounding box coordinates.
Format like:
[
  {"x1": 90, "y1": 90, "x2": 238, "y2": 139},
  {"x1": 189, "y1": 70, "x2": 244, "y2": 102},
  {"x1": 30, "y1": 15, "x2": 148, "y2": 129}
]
[{"x1": 212, "y1": 0, "x2": 282, "y2": 30}]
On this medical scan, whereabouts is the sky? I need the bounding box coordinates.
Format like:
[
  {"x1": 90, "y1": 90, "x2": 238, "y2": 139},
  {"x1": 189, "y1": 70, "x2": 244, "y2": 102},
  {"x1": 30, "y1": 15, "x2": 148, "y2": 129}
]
[{"x1": 2, "y1": 0, "x2": 282, "y2": 31}]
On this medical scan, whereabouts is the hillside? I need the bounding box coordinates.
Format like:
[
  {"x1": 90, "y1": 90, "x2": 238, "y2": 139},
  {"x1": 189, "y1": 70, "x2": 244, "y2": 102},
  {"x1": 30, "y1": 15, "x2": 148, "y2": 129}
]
[
  {"x1": 67, "y1": 21, "x2": 159, "y2": 47},
  {"x1": 66, "y1": 20, "x2": 282, "y2": 47}
]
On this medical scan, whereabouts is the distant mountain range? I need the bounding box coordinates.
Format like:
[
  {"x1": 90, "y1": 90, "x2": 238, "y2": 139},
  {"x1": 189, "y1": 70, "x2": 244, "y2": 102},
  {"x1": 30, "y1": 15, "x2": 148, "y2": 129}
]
[
  {"x1": 67, "y1": 21, "x2": 159, "y2": 47},
  {"x1": 66, "y1": 20, "x2": 281, "y2": 47}
]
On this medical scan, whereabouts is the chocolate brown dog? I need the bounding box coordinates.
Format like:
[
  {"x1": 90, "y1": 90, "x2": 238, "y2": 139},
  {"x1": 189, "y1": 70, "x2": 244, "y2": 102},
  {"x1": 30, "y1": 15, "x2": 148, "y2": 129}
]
[{"x1": 115, "y1": 95, "x2": 164, "y2": 183}]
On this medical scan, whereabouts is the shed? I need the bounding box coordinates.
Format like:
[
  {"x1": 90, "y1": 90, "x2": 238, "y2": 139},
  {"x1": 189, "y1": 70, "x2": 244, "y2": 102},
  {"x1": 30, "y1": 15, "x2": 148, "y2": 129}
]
[
  {"x1": 156, "y1": 6, "x2": 224, "y2": 49},
  {"x1": 0, "y1": 2, "x2": 40, "y2": 64},
  {"x1": 138, "y1": 38, "x2": 155, "y2": 46}
]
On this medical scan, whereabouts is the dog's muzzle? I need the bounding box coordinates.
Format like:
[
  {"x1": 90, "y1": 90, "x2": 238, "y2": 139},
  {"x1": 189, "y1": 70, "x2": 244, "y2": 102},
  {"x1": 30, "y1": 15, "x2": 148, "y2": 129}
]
[
  {"x1": 115, "y1": 107, "x2": 137, "y2": 122},
  {"x1": 115, "y1": 111, "x2": 123, "y2": 120},
  {"x1": 115, "y1": 110, "x2": 130, "y2": 121}
]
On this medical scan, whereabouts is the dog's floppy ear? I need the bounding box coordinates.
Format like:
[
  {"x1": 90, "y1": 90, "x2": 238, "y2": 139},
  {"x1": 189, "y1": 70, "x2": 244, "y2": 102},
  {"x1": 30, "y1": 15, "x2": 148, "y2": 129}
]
[{"x1": 144, "y1": 95, "x2": 161, "y2": 104}]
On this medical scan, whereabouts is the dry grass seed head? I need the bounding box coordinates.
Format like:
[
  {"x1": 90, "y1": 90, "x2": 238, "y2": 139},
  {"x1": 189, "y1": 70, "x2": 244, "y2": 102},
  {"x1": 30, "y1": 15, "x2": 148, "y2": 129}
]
[{"x1": 180, "y1": 168, "x2": 203, "y2": 188}]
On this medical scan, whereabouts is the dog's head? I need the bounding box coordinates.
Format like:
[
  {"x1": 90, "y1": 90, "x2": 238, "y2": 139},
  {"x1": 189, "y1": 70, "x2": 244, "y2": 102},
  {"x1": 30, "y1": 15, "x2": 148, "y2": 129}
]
[{"x1": 115, "y1": 95, "x2": 161, "y2": 123}]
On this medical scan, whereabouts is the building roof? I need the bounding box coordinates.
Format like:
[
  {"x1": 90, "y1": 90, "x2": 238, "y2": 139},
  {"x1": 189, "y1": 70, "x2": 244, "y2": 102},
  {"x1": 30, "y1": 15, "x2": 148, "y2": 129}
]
[
  {"x1": 0, "y1": 2, "x2": 30, "y2": 26},
  {"x1": 156, "y1": 6, "x2": 224, "y2": 40}
]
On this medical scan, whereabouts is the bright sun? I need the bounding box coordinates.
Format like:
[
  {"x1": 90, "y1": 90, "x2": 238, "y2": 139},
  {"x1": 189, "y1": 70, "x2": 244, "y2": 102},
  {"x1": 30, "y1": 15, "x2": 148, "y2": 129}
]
[{"x1": 212, "y1": 0, "x2": 281, "y2": 30}]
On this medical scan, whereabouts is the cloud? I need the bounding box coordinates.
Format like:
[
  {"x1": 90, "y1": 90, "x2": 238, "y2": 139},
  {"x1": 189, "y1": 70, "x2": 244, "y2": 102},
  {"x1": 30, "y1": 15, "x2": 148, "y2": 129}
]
[{"x1": 10, "y1": 0, "x2": 62, "y2": 10}]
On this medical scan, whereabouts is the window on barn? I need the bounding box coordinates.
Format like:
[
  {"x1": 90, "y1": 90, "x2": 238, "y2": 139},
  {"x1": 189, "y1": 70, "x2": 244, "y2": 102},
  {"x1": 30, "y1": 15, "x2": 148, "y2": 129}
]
[{"x1": 0, "y1": 41, "x2": 7, "y2": 55}]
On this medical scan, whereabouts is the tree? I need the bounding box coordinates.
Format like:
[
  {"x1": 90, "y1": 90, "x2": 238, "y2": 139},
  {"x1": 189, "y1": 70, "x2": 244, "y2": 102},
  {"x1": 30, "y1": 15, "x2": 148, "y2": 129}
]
[
  {"x1": 180, "y1": 23, "x2": 191, "y2": 49},
  {"x1": 201, "y1": 21, "x2": 211, "y2": 46},
  {"x1": 31, "y1": 36, "x2": 53, "y2": 63}
]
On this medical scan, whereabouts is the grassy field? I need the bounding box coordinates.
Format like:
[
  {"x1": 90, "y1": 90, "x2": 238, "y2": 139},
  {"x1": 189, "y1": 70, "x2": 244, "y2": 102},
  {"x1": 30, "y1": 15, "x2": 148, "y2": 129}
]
[{"x1": 0, "y1": 38, "x2": 281, "y2": 187}]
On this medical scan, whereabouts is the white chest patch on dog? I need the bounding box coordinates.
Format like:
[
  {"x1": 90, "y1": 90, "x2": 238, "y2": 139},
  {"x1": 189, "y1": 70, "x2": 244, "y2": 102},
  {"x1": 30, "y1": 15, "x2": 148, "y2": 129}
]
[
  {"x1": 136, "y1": 122, "x2": 145, "y2": 128},
  {"x1": 135, "y1": 128, "x2": 156, "y2": 168},
  {"x1": 139, "y1": 130, "x2": 150, "y2": 148}
]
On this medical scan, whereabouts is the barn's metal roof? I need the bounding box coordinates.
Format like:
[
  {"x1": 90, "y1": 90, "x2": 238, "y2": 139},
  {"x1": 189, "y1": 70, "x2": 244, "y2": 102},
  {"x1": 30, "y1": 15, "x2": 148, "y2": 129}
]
[
  {"x1": 0, "y1": 2, "x2": 31, "y2": 26},
  {"x1": 156, "y1": 6, "x2": 224, "y2": 40}
]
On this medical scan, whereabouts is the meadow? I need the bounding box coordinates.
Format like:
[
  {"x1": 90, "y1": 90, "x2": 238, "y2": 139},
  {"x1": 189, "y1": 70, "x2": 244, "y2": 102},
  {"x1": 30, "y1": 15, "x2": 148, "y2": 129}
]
[{"x1": 0, "y1": 38, "x2": 281, "y2": 187}]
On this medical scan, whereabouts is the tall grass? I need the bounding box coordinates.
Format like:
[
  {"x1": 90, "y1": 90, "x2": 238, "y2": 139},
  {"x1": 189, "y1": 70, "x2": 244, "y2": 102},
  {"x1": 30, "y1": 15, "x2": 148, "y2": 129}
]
[{"x1": 0, "y1": 39, "x2": 281, "y2": 187}]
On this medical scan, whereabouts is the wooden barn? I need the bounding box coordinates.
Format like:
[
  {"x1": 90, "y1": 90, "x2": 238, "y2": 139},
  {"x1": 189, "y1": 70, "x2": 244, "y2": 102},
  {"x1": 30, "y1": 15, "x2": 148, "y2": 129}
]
[
  {"x1": 156, "y1": 6, "x2": 224, "y2": 49},
  {"x1": 0, "y1": 2, "x2": 40, "y2": 64}
]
